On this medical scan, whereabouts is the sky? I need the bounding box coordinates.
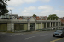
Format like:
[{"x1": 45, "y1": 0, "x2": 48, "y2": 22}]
[{"x1": 6, "y1": 0, "x2": 64, "y2": 18}]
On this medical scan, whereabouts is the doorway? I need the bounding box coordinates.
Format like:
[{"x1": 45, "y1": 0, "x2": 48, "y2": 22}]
[{"x1": 30, "y1": 23, "x2": 35, "y2": 31}]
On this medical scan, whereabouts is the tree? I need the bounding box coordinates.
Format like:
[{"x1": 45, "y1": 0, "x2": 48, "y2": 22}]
[
  {"x1": 47, "y1": 14, "x2": 59, "y2": 20},
  {"x1": 33, "y1": 14, "x2": 36, "y2": 18},
  {"x1": 0, "y1": 0, "x2": 10, "y2": 16}
]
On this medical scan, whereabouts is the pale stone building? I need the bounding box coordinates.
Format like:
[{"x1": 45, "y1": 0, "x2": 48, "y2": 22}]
[{"x1": 0, "y1": 17, "x2": 61, "y2": 32}]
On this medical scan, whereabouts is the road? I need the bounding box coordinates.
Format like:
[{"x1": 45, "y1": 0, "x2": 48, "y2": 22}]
[{"x1": 0, "y1": 31, "x2": 64, "y2": 42}]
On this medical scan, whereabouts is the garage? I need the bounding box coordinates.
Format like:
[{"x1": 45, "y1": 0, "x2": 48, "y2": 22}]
[
  {"x1": 0, "y1": 23, "x2": 7, "y2": 32},
  {"x1": 14, "y1": 23, "x2": 28, "y2": 31}
]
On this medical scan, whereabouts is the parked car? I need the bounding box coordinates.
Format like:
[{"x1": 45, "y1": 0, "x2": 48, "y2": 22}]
[{"x1": 53, "y1": 30, "x2": 64, "y2": 38}]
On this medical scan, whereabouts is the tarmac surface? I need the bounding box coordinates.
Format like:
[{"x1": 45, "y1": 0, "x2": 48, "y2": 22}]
[{"x1": 0, "y1": 31, "x2": 64, "y2": 42}]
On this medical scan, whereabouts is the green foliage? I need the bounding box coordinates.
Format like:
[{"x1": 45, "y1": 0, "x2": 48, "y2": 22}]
[
  {"x1": 33, "y1": 14, "x2": 36, "y2": 17},
  {"x1": 47, "y1": 14, "x2": 59, "y2": 20},
  {"x1": 0, "y1": 0, "x2": 10, "y2": 16}
]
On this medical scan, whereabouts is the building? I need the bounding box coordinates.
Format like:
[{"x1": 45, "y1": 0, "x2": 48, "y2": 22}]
[
  {"x1": 18, "y1": 16, "x2": 32, "y2": 19},
  {"x1": 0, "y1": 13, "x2": 18, "y2": 19},
  {"x1": 0, "y1": 13, "x2": 10, "y2": 19},
  {"x1": 36, "y1": 16, "x2": 47, "y2": 20},
  {"x1": 10, "y1": 14, "x2": 18, "y2": 19},
  {"x1": 59, "y1": 17, "x2": 64, "y2": 29},
  {"x1": 0, "y1": 16, "x2": 61, "y2": 32},
  {"x1": 59, "y1": 17, "x2": 64, "y2": 25}
]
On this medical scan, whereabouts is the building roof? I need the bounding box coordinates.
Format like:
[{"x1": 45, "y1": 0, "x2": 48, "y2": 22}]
[{"x1": 18, "y1": 16, "x2": 47, "y2": 20}]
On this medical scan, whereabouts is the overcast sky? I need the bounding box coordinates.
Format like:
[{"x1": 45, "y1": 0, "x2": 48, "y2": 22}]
[{"x1": 7, "y1": 0, "x2": 64, "y2": 18}]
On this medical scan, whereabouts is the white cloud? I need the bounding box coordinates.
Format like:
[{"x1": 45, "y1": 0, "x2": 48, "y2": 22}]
[
  {"x1": 7, "y1": 0, "x2": 37, "y2": 6},
  {"x1": 22, "y1": 10, "x2": 29, "y2": 13},
  {"x1": 21, "y1": 10, "x2": 33, "y2": 16},
  {"x1": 38, "y1": 6, "x2": 53, "y2": 11},
  {"x1": 22, "y1": 6, "x2": 36, "y2": 13},
  {"x1": 40, "y1": 0, "x2": 50, "y2": 2},
  {"x1": 38, "y1": 5, "x2": 53, "y2": 16},
  {"x1": 60, "y1": 6, "x2": 64, "y2": 8},
  {"x1": 24, "y1": 6, "x2": 36, "y2": 10},
  {"x1": 7, "y1": 0, "x2": 50, "y2": 6},
  {"x1": 7, "y1": 7, "x2": 14, "y2": 10},
  {"x1": 21, "y1": 13, "x2": 31, "y2": 16},
  {"x1": 23, "y1": 0, "x2": 37, "y2": 3},
  {"x1": 7, "y1": 0, "x2": 24, "y2": 6},
  {"x1": 21, "y1": 6, "x2": 36, "y2": 16}
]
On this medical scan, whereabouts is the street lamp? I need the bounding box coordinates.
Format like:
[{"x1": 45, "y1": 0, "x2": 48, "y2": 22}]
[{"x1": 10, "y1": 10, "x2": 12, "y2": 19}]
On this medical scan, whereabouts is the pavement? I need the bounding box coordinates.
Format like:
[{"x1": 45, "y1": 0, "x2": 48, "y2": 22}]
[
  {"x1": 0, "y1": 30, "x2": 53, "y2": 36},
  {"x1": 0, "y1": 30, "x2": 52, "y2": 35}
]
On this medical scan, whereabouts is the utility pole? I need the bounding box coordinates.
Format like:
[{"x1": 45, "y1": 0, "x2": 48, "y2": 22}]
[{"x1": 10, "y1": 9, "x2": 13, "y2": 32}]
